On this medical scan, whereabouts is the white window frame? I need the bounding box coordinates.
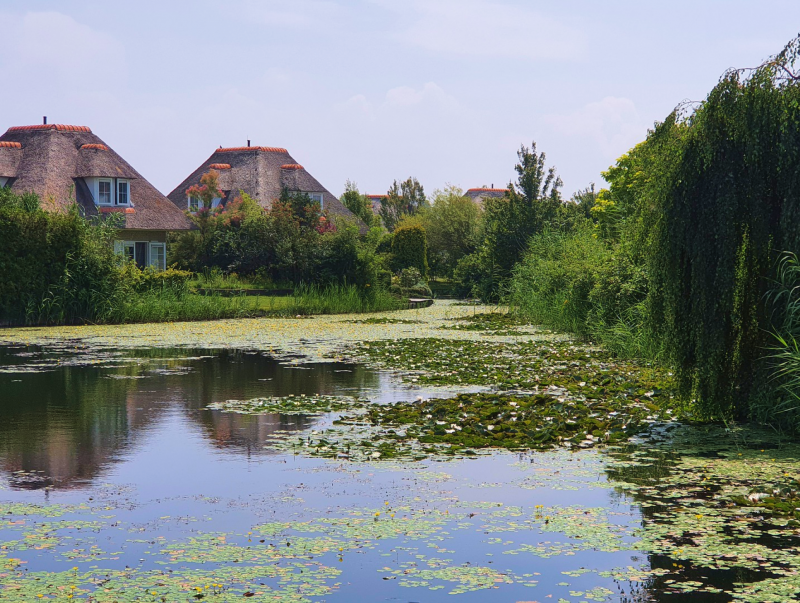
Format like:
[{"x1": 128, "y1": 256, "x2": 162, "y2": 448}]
[
  {"x1": 98, "y1": 178, "x2": 113, "y2": 205},
  {"x1": 116, "y1": 179, "x2": 129, "y2": 206},
  {"x1": 149, "y1": 243, "x2": 166, "y2": 270},
  {"x1": 0, "y1": 177, "x2": 8, "y2": 188},
  {"x1": 187, "y1": 194, "x2": 221, "y2": 213}
]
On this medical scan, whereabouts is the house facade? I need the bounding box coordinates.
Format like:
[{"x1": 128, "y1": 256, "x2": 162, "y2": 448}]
[
  {"x1": 168, "y1": 144, "x2": 361, "y2": 225},
  {"x1": 0, "y1": 123, "x2": 192, "y2": 269}
]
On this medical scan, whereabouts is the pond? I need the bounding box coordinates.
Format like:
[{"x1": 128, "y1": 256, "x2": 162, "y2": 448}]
[{"x1": 0, "y1": 305, "x2": 798, "y2": 602}]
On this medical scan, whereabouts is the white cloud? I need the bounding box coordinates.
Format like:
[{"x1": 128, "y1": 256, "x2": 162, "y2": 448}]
[
  {"x1": 546, "y1": 97, "x2": 646, "y2": 159},
  {"x1": 0, "y1": 11, "x2": 124, "y2": 78},
  {"x1": 336, "y1": 82, "x2": 464, "y2": 119},
  {"x1": 382, "y1": 0, "x2": 584, "y2": 61}
]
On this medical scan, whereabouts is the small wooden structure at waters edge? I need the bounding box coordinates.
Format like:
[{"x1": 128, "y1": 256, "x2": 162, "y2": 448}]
[
  {"x1": 168, "y1": 143, "x2": 366, "y2": 232},
  {"x1": 407, "y1": 298, "x2": 434, "y2": 309},
  {"x1": 0, "y1": 120, "x2": 193, "y2": 269}
]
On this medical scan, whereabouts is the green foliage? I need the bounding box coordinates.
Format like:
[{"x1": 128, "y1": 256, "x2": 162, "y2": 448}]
[
  {"x1": 340, "y1": 180, "x2": 376, "y2": 227},
  {"x1": 420, "y1": 185, "x2": 482, "y2": 278},
  {"x1": 379, "y1": 177, "x2": 427, "y2": 232},
  {"x1": 646, "y1": 43, "x2": 800, "y2": 420},
  {"x1": 456, "y1": 141, "x2": 563, "y2": 301},
  {"x1": 171, "y1": 192, "x2": 379, "y2": 288},
  {"x1": 511, "y1": 226, "x2": 657, "y2": 359},
  {"x1": 289, "y1": 283, "x2": 402, "y2": 315},
  {"x1": 0, "y1": 189, "x2": 126, "y2": 325},
  {"x1": 390, "y1": 267, "x2": 432, "y2": 298},
  {"x1": 391, "y1": 223, "x2": 428, "y2": 278}
]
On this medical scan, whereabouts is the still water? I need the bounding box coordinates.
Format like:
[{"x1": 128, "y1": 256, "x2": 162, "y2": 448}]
[{"x1": 0, "y1": 344, "x2": 655, "y2": 602}]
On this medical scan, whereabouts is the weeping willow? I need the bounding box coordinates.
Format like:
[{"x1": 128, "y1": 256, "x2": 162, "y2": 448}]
[{"x1": 649, "y1": 36, "x2": 800, "y2": 421}]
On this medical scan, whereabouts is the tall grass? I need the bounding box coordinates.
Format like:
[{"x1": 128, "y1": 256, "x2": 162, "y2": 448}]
[
  {"x1": 509, "y1": 227, "x2": 662, "y2": 360},
  {"x1": 753, "y1": 252, "x2": 800, "y2": 430},
  {"x1": 287, "y1": 284, "x2": 403, "y2": 315},
  {"x1": 22, "y1": 284, "x2": 403, "y2": 326}
]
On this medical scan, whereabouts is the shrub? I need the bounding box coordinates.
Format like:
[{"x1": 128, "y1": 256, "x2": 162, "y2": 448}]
[{"x1": 392, "y1": 224, "x2": 428, "y2": 278}]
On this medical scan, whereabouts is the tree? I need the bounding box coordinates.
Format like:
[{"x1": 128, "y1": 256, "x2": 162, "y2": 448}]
[
  {"x1": 340, "y1": 179, "x2": 376, "y2": 227},
  {"x1": 422, "y1": 185, "x2": 481, "y2": 278},
  {"x1": 392, "y1": 223, "x2": 428, "y2": 278},
  {"x1": 186, "y1": 169, "x2": 224, "y2": 212},
  {"x1": 379, "y1": 177, "x2": 427, "y2": 231},
  {"x1": 477, "y1": 141, "x2": 563, "y2": 296},
  {"x1": 186, "y1": 170, "x2": 224, "y2": 242}
]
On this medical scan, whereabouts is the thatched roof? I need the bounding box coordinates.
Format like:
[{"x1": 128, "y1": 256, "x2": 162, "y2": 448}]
[
  {"x1": 465, "y1": 187, "x2": 508, "y2": 205},
  {"x1": 168, "y1": 145, "x2": 365, "y2": 230},
  {"x1": 0, "y1": 124, "x2": 192, "y2": 232}
]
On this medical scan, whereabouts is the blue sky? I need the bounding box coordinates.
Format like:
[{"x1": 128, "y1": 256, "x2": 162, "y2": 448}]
[{"x1": 1, "y1": 1, "x2": 798, "y2": 198}]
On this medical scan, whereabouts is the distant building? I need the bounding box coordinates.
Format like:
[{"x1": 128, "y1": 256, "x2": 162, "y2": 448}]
[
  {"x1": 366, "y1": 194, "x2": 386, "y2": 216},
  {"x1": 465, "y1": 187, "x2": 508, "y2": 206},
  {"x1": 168, "y1": 144, "x2": 361, "y2": 226},
  {"x1": 0, "y1": 122, "x2": 192, "y2": 269}
]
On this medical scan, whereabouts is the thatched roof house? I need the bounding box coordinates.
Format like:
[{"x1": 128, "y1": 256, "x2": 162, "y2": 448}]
[
  {"x1": 168, "y1": 144, "x2": 362, "y2": 227},
  {"x1": 465, "y1": 187, "x2": 508, "y2": 206},
  {"x1": 0, "y1": 122, "x2": 192, "y2": 269}
]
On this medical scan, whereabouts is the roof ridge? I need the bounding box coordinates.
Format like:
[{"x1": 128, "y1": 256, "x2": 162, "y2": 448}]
[
  {"x1": 281, "y1": 163, "x2": 303, "y2": 170},
  {"x1": 80, "y1": 143, "x2": 108, "y2": 151},
  {"x1": 7, "y1": 124, "x2": 92, "y2": 133},
  {"x1": 0, "y1": 141, "x2": 22, "y2": 149},
  {"x1": 468, "y1": 187, "x2": 508, "y2": 192},
  {"x1": 217, "y1": 146, "x2": 287, "y2": 153},
  {"x1": 208, "y1": 163, "x2": 231, "y2": 169}
]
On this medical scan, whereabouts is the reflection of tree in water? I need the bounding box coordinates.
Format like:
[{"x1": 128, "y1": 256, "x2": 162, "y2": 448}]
[
  {"x1": 0, "y1": 346, "x2": 381, "y2": 489},
  {"x1": 603, "y1": 444, "x2": 763, "y2": 602}
]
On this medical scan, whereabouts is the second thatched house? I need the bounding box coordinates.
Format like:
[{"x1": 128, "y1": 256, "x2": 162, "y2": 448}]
[
  {"x1": 0, "y1": 122, "x2": 192, "y2": 269},
  {"x1": 465, "y1": 187, "x2": 508, "y2": 206},
  {"x1": 168, "y1": 143, "x2": 362, "y2": 226}
]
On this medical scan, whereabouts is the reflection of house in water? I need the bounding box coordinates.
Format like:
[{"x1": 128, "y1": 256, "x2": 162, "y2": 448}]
[{"x1": 0, "y1": 347, "x2": 380, "y2": 489}]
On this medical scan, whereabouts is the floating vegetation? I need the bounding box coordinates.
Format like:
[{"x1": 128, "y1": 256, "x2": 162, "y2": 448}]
[
  {"x1": 208, "y1": 394, "x2": 368, "y2": 416},
  {"x1": 346, "y1": 317, "x2": 422, "y2": 325},
  {"x1": 440, "y1": 312, "x2": 534, "y2": 336}
]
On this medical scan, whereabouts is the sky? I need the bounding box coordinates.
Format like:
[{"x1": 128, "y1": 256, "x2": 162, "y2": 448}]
[{"x1": 1, "y1": 1, "x2": 799, "y2": 199}]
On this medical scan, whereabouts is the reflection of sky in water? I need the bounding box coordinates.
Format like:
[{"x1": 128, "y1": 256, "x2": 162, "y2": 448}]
[{"x1": 0, "y1": 344, "x2": 656, "y2": 602}]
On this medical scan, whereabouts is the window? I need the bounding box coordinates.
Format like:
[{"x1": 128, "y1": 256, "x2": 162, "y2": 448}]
[
  {"x1": 150, "y1": 243, "x2": 166, "y2": 270},
  {"x1": 307, "y1": 192, "x2": 324, "y2": 208},
  {"x1": 117, "y1": 180, "x2": 129, "y2": 205},
  {"x1": 123, "y1": 241, "x2": 135, "y2": 262},
  {"x1": 98, "y1": 179, "x2": 112, "y2": 204},
  {"x1": 187, "y1": 195, "x2": 222, "y2": 212}
]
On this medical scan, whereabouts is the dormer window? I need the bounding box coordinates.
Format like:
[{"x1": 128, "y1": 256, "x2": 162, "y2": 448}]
[
  {"x1": 117, "y1": 180, "x2": 129, "y2": 205},
  {"x1": 307, "y1": 192, "x2": 324, "y2": 207},
  {"x1": 98, "y1": 179, "x2": 112, "y2": 204},
  {"x1": 187, "y1": 195, "x2": 222, "y2": 212}
]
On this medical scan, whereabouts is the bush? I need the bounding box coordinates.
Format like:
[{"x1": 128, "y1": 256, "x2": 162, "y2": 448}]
[
  {"x1": 390, "y1": 267, "x2": 432, "y2": 298},
  {"x1": 510, "y1": 226, "x2": 658, "y2": 358},
  {"x1": 392, "y1": 224, "x2": 428, "y2": 277}
]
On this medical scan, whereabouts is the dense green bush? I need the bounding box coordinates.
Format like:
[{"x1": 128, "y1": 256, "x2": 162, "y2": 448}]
[
  {"x1": 391, "y1": 223, "x2": 428, "y2": 278},
  {"x1": 170, "y1": 191, "x2": 381, "y2": 289},
  {"x1": 389, "y1": 267, "x2": 432, "y2": 298},
  {"x1": 0, "y1": 189, "x2": 125, "y2": 324}
]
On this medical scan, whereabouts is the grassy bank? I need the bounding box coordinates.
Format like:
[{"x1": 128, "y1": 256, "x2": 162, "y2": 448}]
[{"x1": 42, "y1": 284, "x2": 405, "y2": 325}]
